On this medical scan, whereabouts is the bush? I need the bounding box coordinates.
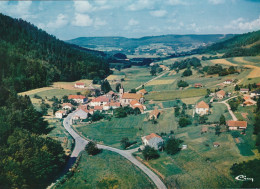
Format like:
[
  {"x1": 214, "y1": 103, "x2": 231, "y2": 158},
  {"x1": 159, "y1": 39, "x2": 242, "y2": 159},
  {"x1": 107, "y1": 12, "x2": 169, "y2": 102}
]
[
  {"x1": 142, "y1": 146, "x2": 160, "y2": 160},
  {"x1": 179, "y1": 116, "x2": 192, "y2": 127},
  {"x1": 165, "y1": 138, "x2": 183, "y2": 155},
  {"x1": 177, "y1": 80, "x2": 189, "y2": 88},
  {"x1": 85, "y1": 141, "x2": 101, "y2": 155}
]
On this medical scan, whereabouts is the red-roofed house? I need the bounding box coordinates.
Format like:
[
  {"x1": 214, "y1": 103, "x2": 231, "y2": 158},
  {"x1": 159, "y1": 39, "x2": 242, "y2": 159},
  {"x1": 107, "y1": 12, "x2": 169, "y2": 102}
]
[
  {"x1": 195, "y1": 101, "x2": 209, "y2": 115},
  {"x1": 74, "y1": 82, "x2": 86, "y2": 88},
  {"x1": 62, "y1": 103, "x2": 73, "y2": 110},
  {"x1": 89, "y1": 96, "x2": 110, "y2": 107},
  {"x1": 226, "y1": 120, "x2": 247, "y2": 130},
  {"x1": 194, "y1": 83, "x2": 203, "y2": 88},
  {"x1": 240, "y1": 88, "x2": 249, "y2": 93},
  {"x1": 216, "y1": 90, "x2": 226, "y2": 99},
  {"x1": 223, "y1": 79, "x2": 233, "y2": 85},
  {"x1": 68, "y1": 95, "x2": 87, "y2": 103},
  {"x1": 137, "y1": 89, "x2": 148, "y2": 95},
  {"x1": 256, "y1": 83, "x2": 260, "y2": 88},
  {"x1": 120, "y1": 93, "x2": 144, "y2": 106},
  {"x1": 141, "y1": 133, "x2": 164, "y2": 150},
  {"x1": 94, "y1": 106, "x2": 103, "y2": 111},
  {"x1": 130, "y1": 100, "x2": 146, "y2": 113},
  {"x1": 55, "y1": 110, "x2": 66, "y2": 119}
]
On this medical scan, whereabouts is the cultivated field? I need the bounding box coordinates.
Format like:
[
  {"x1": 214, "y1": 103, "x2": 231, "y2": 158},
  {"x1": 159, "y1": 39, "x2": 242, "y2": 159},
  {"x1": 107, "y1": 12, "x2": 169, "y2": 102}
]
[
  {"x1": 146, "y1": 79, "x2": 175, "y2": 86},
  {"x1": 57, "y1": 151, "x2": 155, "y2": 189},
  {"x1": 210, "y1": 59, "x2": 237, "y2": 66},
  {"x1": 52, "y1": 79, "x2": 93, "y2": 90}
]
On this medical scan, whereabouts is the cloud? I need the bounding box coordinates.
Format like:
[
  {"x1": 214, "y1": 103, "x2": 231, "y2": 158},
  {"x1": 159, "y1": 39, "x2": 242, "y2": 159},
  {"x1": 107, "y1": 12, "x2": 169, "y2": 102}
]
[
  {"x1": 208, "y1": 0, "x2": 225, "y2": 4},
  {"x1": 94, "y1": 18, "x2": 107, "y2": 27},
  {"x1": 0, "y1": 1, "x2": 33, "y2": 19},
  {"x1": 150, "y1": 10, "x2": 167, "y2": 17},
  {"x1": 74, "y1": 1, "x2": 94, "y2": 13},
  {"x1": 46, "y1": 14, "x2": 68, "y2": 29},
  {"x1": 127, "y1": 0, "x2": 154, "y2": 11},
  {"x1": 168, "y1": 0, "x2": 190, "y2": 5},
  {"x1": 225, "y1": 16, "x2": 260, "y2": 30},
  {"x1": 72, "y1": 13, "x2": 93, "y2": 27},
  {"x1": 128, "y1": 18, "x2": 139, "y2": 26}
]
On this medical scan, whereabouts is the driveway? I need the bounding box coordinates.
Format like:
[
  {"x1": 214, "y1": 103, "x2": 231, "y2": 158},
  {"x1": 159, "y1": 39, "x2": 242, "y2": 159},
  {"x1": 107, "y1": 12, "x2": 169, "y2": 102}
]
[
  {"x1": 214, "y1": 96, "x2": 238, "y2": 121},
  {"x1": 63, "y1": 112, "x2": 167, "y2": 189}
]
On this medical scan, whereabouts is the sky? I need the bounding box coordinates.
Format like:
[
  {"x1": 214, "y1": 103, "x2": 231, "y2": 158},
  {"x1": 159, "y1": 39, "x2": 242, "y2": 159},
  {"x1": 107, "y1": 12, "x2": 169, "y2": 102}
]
[{"x1": 0, "y1": 0, "x2": 260, "y2": 40}]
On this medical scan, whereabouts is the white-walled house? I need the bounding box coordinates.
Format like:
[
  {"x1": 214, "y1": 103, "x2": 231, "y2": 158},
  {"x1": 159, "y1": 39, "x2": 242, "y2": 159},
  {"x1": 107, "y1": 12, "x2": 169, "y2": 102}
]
[
  {"x1": 74, "y1": 82, "x2": 85, "y2": 88},
  {"x1": 62, "y1": 103, "x2": 73, "y2": 111},
  {"x1": 195, "y1": 101, "x2": 209, "y2": 115},
  {"x1": 89, "y1": 96, "x2": 110, "y2": 107},
  {"x1": 223, "y1": 79, "x2": 233, "y2": 85},
  {"x1": 55, "y1": 110, "x2": 66, "y2": 119},
  {"x1": 227, "y1": 120, "x2": 247, "y2": 130},
  {"x1": 68, "y1": 95, "x2": 87, "y2": 103},
  {"x1": 72, "y1": 109, "x2": 88, "y2": 120},
  {"x1": 141, "y1": 133, "x2": 164, "y2": 150}
]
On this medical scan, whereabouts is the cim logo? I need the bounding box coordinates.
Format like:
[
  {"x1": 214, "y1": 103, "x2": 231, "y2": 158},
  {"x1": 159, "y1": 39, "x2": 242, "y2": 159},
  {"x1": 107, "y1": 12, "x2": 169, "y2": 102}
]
[{"x1": 235, "y1": 175, "x2": 254, "y2": 182}]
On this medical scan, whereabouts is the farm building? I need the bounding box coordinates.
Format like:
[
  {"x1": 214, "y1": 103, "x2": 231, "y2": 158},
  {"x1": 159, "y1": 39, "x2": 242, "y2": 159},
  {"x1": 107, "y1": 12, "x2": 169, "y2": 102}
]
[
  {"x1": 195, "y1": 101, "x2": 209, "y2": 115},
  {"x1": 74, "y1": 82, "x2": 86, "y2": 88},
  {"x1": 68, "y1": 95, "x2": 87, "y2": 103},
  {"x1": 89, "y1": 96, "x2": 110, "y2": 107},
  {"x1": 194, "y1": 83, "x2": 203, "y2": 88},
  {"x1": 137, "y1": 89, "x2": 148, "y2": 95},
  {"x1": 73, "y1": 109, "x2": 88, "y2": 120},
  {"x1": 257, "y1": 83, "x2": 260, "y2": 88},
  {"x1": 120, "y1": 93, "x2": 144, "y2": 106},
  {"x1": 213, "y1": 142, "x2": 220, "y2": 147},
  {"x1": 130, "y1": 100, "x2": 146, "y2": 113},
  {"x1": 55, "y1": 110, "x2": 66, "y2": 119},
  {"x1": 159, "y1": 65, "x2": 170, "y2": 71},
  {"x1": 250, "y1": 89, "x2": 260, "y2": 97},
  {"x1": 223, "y1": 79, "x2": 233, "y2": 84},
  {"x1": 149, "y1": 107, "x2": 160, "y2": 120},
  {"x1": 240, "y1": 88, "x2": 249, "y2": 93},
  {"x1": 141, "y1": 133, "x2": 164, "y2": 150},
  {"x1": 216, "y1": 90, "x2": 226, "y2": 99},
  {"x1": 62, "y1": 103, "x2": 73, "y2": 110},
  {"x1": 226, "y1": 120, "x2": 247, "y2": 130}
]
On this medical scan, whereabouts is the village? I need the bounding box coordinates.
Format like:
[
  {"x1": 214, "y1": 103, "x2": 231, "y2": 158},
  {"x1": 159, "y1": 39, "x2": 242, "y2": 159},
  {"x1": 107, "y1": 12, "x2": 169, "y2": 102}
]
[{"x1": 53, "y1": 74, "x2": 260, "y2": 151}]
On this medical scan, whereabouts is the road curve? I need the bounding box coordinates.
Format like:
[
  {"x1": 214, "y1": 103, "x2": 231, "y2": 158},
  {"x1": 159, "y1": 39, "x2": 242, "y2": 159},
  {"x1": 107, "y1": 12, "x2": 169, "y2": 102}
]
[
  {"x1": 63, "y1": 112, "x2": 167, "y2": 189},
  {"x1": 214, "y1": 96, "x2": 238, "y2": 121}
]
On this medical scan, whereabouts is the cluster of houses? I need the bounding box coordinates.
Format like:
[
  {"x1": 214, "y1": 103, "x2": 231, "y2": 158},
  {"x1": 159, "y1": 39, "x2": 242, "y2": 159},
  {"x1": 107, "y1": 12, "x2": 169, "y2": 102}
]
[{"x1": 55, "y1": 86, "x2": 148, "y2": 121}]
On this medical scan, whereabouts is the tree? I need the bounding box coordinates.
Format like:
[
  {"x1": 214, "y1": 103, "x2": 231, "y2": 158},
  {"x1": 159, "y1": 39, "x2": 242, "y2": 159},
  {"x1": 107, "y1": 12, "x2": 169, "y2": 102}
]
[
  {"x1": 177, "y1": 80, "x2": 189, "y2": 88},
  {"x1": 114, "y1": 53, "x2": 127, "y2": 59},
  {"x1": 142, "y1": 146, "x2": 160, "y2": 160},
  {"x1": 182, "y1": 69, "x2": 192, "y2": 76},
  {"x1": 85, "y1": 141, "x2": 101, "y2": 155},
  {"x1": 120, "y1": 137, "x2": 130, "y2": 149},
  {"x1": 114, "y1": 107, "x2": 127, "y2": 118},
  {"x1": 115, "y1": 83, "x2": 121, "y2": 92},
  {"x1": 235, "y1": 85, "x2": 240, "y2": 91},
  {"x1": 178, "y1": 117, "x2": 191, "y2": 127},
  {"x1": 219, "y1": 114, "x2": 226, "y2": 125},
  {"x1": 134, "y1": 107, "x2": 141, "y2": 115},
  {"x1": 215, "y1": 125, "x2": 221, "y2": 136},
  {"x1": 150, "y1": 66, "x2": 157, "y2": 76},
  {"x1": 101, "y1": 79, "x2": 111, "y2": 93},
  {"x1": 174, "y1": 106, "x2": 180, "y2": 117},
  {"x1": 129, "y1": 88, "x2": 136, "y2": 93},
  {"x1": 91, "y1": 111, "x2": 104, "y2": 122},
  {"x1": 165, "y1": 137, "x2": 183, "y2": 155}
]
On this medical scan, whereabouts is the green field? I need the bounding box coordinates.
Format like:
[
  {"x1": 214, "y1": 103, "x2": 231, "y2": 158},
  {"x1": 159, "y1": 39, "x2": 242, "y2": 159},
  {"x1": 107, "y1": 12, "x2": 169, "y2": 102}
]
[
  {"x1": 145, "y1": 88, "x2": 207, "y2": 101},
  {"x1": 134, "y1": 124, "x2": 256, "y2": 189},
  {"x1": 57, "y1": 151, "x2": 155, "y2": 189},
  {"x1": 208, "y1": 103, "x2": 232, "y2": 122},
  {"x1": 29, "y1": 88, "x2": 83, "y2": 99},
  {"x1": 76, "y1": 109, "x2": 178, "y2": 149}
]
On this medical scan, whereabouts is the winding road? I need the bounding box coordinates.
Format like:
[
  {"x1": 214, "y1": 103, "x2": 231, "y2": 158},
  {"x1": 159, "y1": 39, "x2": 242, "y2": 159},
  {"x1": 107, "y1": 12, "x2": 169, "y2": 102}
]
[
  {"x1": 213, "y1": 96, "x2": 238, "y2": 121},
  {"x1": 63, "y1": 112, "x2": 167, "y2": 189}
]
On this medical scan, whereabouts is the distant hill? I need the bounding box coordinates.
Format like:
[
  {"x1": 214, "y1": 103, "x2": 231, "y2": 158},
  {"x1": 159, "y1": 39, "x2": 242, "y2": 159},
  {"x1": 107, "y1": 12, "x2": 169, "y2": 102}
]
[
  {"x1": 0, "y1": 13, "x2": 110, "y2": 92},
  {"x1": 194, "y1": 30, "x2": 260, "y2": 57},
  {"x1": 66, "y1": 34, "x2": 235, "y2": 55}
]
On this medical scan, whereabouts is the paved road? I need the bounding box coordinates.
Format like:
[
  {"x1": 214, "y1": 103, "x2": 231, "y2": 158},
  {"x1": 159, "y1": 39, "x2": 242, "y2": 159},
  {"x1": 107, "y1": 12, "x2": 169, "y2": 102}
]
[
  {"x1": 63, "y1": 112, "x2": 167, "y2": 189},
  {"x1": 135, "y1": 71, "x2": 170, "y2": 90},
  {"x1": 214, "y1": 96, "x2": 238, "y2": 121}
]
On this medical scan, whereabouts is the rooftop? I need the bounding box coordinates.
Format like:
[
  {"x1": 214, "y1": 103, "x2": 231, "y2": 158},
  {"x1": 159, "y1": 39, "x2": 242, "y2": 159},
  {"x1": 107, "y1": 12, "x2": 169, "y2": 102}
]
[
  {"x1": 122, "y1": 93, "x2": 143, "y2": 100},
  {"x1": 196, "y1": 101, "x2": 209, "y2": 109},
  {"x1": 68, "y1": 95, "x2": 86, "y2": 99},
  {"x1": 227, "y1": 120, "x2": 247, "y2": 128},
  {"x1": 145, "y1": 133, "x2": 162, "y2": 141}
]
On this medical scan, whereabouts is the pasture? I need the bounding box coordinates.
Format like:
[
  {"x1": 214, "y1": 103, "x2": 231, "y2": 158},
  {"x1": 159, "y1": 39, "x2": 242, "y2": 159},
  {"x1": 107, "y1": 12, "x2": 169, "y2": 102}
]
[
  {"x1": 76, "y1": 109, "x2": 178, "y2": 149},
  {"x1": 57, "y1": 151, "x2": 155, "y2": 189},
  {"x1": 208, "y1": 103, "x2": 232, "y2": 122}
]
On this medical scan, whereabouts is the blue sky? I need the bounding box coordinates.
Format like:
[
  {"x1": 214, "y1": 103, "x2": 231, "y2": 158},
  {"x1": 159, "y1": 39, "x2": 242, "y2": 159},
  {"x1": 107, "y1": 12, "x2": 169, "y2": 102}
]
[{"x1": 0, "y1": 0, "x2": 260, "y2": 40}]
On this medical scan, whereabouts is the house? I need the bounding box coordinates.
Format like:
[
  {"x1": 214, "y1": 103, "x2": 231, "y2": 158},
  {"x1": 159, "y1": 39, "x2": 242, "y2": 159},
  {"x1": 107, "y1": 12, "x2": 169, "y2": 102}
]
[
  {"x1": 120, "y1": 93, "x2": 144, "y2": 106},
  {"x1": 105, "y1": 91, "x2": 116, "y2": 100},
  {"x1": 216, "y1": 90, "x2": 226, "y2": 99},
  {"x1": 250, "y1": 89, "x2": 260, "y2": 97},
  {"x1": 73, "y1": 109, "x2": 88, "y2": 120},
  {"x1": 109, "y1": 102, "x2": 121, "y2": 109},
  {"x1": 240, "y1": 88, "x2": 249, "y2": 93},
  {"x1": 194, "y1": 83, "x2": 203, "y2": 88},
  {"x1": 141, "y1": 133, "x2": 164, "y2": 150},
  {"x1": 89, "y1": 96, "x2": 110, "y2": 107},
  {"x1": 213, "y1": 142, "x2": 220, "y2": 147},
  {"x1": 78, "y1": 105, "x2": 89, "y2": 113},
  {"x1": 137, "y1": 89, "x2": 148, "y2": 95},
  {"x1": 201, "y1": 127, "x2": 208, "y2": 133},
  {"x1": 94, "y1": 106, "x2": 103, "y2": 112},
  {"x1": 223, "y1": 79, "x2": 233, "y2": 85},
  {"x1": 195, "y1": 101, "x2": 209, "y2": 115},
  {"x1": 159, "y1": 65, "x2": 170, "y2": 71},
  {"x1": 74, "y1": 82, "x2": 85, "y2": 88},
  {"x1": 55, "y1": 110, "x2": 66, "y2": 119},
  {"x1": 226, "y1": 120, "x2": 247, "y2": 130},
  {"x1": 182, "y1": 144, "x2": 188, "y2": 150},
  {"x1": 243, "y1": 98, "x2": 256, "y2": 106},
  {"x1": 257, "y1": 83, "x2": 260, "y2": 88},
  {"x1": 68, "y1": 95, "x2": 87, "y2": 103},
  {"x1": 62, "y1": 103, "x2": 73, "y2": 111},
  {"x1": 130, "y1": 100, "x2": 146, "y2": 113},
  {"x1": 149, "y1": 107, "x2": 160, "y2": 120}
]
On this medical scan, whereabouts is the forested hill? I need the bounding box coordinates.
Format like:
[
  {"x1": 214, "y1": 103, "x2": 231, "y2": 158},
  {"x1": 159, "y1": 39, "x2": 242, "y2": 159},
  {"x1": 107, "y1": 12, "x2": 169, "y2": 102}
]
[
  {"x1": 0, "y1": 13, "x2": 110, "y2": 92},
  {"x1": 193, "y1": 30, "x2": 260, "y2": 57}
]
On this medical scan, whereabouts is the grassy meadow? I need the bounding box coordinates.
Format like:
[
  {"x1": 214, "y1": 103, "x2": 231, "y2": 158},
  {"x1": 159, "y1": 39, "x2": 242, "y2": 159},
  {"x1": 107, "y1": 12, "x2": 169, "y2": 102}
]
[{"x1": 57, "y1": 150, "x2": 155, "y2": 189}]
